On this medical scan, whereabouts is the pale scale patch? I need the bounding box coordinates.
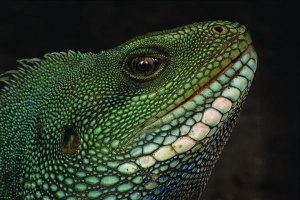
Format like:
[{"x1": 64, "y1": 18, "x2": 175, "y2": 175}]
[
  {"x1": 201, "y1": 108, "x2": 222, "y2": 127},
  {"x1": 212, "y1": 97, "x2": 232, "y2": 114},
  {"x1": 137, "y1": 156, "x2": 156, "y2": 168},
  {"x1": 153, "y1": 145, "x2": 176, "y2": 161},
  {"x1": 247, "y1": 59, "x2": 257, "y2": 71},
  {"x1": 240, "y1": 66, "x2": 254, "y2": 81},
  {"x1": 230, "y1": 76, "x2": 248, "y2": 91},
  {"x1": 232, "y1": 60, "x2": 242, "y2": 71},
  {"x1": 241, "y1": 52, "x2": 250, "y2": 64},
  {"x1": 172, "y1": 136, "x2": 196, "y2": 154},
  {"x1": 117, "y1": 163, "x2": 138, "y2": 175},
  {"x1": 222, "y1": 87, "x2": 241, "y2": 102},
  {"x1": 188, "y1": 122, "x2": 210, "y2": 141},
  {"x1": 180, "y1": 125, "x2": 191, "y2": 135},
  {"x1": 143, "y1": 143, "x2": 159, "y2": 154}
]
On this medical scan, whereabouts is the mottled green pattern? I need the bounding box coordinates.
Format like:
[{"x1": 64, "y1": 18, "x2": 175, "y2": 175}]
[{"x1": 0, "y1": 21, "x2": 257, "y2": 199}]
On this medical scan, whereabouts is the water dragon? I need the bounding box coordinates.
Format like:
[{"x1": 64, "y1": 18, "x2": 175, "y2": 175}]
[{"x1": 0, "y1": 20, "x2": 257, "y2": 199}]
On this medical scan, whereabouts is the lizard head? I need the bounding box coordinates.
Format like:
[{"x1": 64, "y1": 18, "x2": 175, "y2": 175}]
[{"x1": 2, "y1": 21, "x2": 257, "y2": 199}]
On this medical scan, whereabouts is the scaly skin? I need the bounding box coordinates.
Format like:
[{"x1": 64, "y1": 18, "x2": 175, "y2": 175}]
[{"x1": 0, "y1": 21, "x2": 257, "y2": 199}]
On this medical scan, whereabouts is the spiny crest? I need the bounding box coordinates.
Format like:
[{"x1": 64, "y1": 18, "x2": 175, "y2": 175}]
[{"x1": 0, "y1": 50, "x2": 82, "y2": 100}]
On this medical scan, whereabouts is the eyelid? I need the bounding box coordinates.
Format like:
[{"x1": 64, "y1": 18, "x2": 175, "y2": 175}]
[{"x1": 125, "y1": 45, "x2": 167, "y2": 57}]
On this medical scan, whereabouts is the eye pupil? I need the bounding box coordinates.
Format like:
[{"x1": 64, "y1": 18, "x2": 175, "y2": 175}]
[{"x1": 138, "y1": 60, "x2": 149, "y2": 70}]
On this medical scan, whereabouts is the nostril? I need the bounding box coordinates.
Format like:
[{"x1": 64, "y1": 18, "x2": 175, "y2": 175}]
[
  {"x1": 62, "y1": 125, "x2": 80, "y2": 154},
  {"x1": 214, "y1": 26, "x2": 224, "y2": 33},
  {"x1": 212, "y1": 25, "x2": 228, "y2": 34}
]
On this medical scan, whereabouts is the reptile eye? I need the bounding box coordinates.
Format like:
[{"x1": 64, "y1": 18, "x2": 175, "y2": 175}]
[
  {"x1": 212, "y1": 25, "x2": 228, "y2": 34},
  {"x1": 126, "y1": 56, "x2": 165, "y2": 80},
  {"x1": 62, "y1": 125, "x2": 79, "y2": 154}
]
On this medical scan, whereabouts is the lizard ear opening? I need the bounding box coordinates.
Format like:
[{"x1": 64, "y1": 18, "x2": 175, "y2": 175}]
[{"x1": 62, "y1": 125, "x2": 80, "y2": 154}]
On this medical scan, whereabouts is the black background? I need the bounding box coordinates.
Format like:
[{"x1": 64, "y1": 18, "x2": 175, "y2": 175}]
[{"x1": 0, "y1": 1, "x2": 298, "y2": 200}]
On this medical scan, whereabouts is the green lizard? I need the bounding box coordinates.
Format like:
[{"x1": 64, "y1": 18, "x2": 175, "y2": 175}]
[{"x1": 0, "y1": 20, "x2": 257, "y2": 199}]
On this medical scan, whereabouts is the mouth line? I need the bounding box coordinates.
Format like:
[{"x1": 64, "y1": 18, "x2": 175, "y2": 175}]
[
  {"x1": 143, "y1": 44, "x2": 253, "y2": 131},
  {"x1": 163, "y1": 45, "x2": 252, "y2": 118}
]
